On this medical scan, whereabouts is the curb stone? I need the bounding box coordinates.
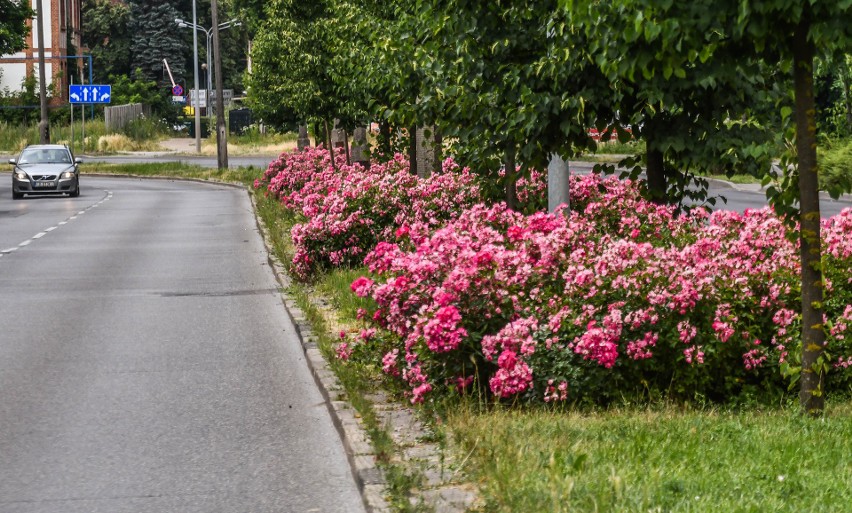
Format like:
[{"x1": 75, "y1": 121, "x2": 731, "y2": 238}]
[{"x1": 249, "y1": 191, "x2": 480, "y2": 513}]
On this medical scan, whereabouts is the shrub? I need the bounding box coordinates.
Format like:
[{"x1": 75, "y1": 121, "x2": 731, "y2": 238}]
[
  {"x1": 256, "y1": 147, "x2": 483, "y2": 279},
  {"x1": 349, "y1": 174, "x2": 852, "y2": 405}
]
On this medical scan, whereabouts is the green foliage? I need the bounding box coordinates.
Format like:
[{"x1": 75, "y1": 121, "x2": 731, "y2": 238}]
[
  {"x1": 0, "y1": 0, "x2": 32, "y2": 55},
  {"x1": 110, "y1": 69, "x2": 176, "y2": 121},
  {"x1": 818, "y1": 138, "x2": 852, "y2": 194},
  {"x1": 82, "y1": 0, "x2": 133, "y2": 83},
  {"x1": 129, "y1": 0, "x2": 188, "y2": 83},
  {"x1": 246, "y1": 0, "x2": 336, "y2": 128}
]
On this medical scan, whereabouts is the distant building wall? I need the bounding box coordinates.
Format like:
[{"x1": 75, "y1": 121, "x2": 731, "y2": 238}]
[{"x1": 0, "y1": 0, "x2": 83, "y2": 103}]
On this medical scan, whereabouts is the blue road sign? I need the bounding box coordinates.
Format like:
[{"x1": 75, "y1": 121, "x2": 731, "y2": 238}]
[
  {"x1": 172, "y1": 85, "x2": 184, "y2": 96},
  {"x1": 69, "y1": 84, "x2": 111, "y2": 104}
]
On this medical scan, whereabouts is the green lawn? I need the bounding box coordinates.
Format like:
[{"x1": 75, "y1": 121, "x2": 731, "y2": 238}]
[{"x1": 444, "y1": 403, "x2": 852, "y2": 513}]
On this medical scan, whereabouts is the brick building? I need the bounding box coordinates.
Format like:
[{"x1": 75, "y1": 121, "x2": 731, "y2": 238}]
[{"x1": 0, "y1": 0, "x2": 83, "y2": 103}]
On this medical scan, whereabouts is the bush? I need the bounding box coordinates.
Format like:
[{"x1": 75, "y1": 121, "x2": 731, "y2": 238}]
[
  {"x1": 256, "y1": 147, "x2": 483, "y2": 279},
  {"x1": 819, "y1": 138, "x2": 852, "y2": 194},
  {"x1": 348, "y1": 175, "x2": 852, "y2": 405}
]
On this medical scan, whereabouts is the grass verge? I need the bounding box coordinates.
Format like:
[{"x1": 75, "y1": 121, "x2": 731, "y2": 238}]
[
  {"x1": 440, "y1": 401, "x2": 852, "y2": 512},
  {"x1": 81, "y1": 161, "x2": 261, "y2": 186}
]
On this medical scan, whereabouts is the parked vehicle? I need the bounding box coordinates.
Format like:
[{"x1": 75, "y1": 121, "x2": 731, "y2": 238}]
[{"x1": 9, "y1": 144, "x2": 81, "y2": 199}]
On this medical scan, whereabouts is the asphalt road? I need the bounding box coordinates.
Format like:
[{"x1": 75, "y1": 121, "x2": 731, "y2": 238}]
[
  {"x1": 569, "y1": 161, "x2": 852, "y2": 217},
  {"x1": 0, "y1": 176, "x2": 365, "y2": 512}
]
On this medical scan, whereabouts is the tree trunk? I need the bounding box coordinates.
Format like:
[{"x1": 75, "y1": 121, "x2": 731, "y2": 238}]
[
  {"x1": 379, "y1": 121, "x2": 392, "y2": 159},
  {"x1": 432, "y1": 126, "x2": 443, "y2": 175},
  {"x1": 408, "y1": 124, "x2": 417, "y2": 175},
  {"x1": 504, "y1": 141, "x2": 519, "y2": 210},
  {"x1": 841, "y1": 68, "x2": 852, "y2": 133},
  {"x1": 793, "y1": 16, "x2": 826, "y2": 416},
  {"x1": 644, "y1": 127, "x2": 666, "y2": 204},
  {"x1": 325, "y1": 119, "x2": 338, "y2": 172},
  {"x1": 343, "y1": 129, "x2": 351, "y2": 166},
  {"x1": 314, "y1": 122, "x2": 323, "y2": 147},
  {"x1": 211, "y1": 0, "x2": 229, "y2": 170}
]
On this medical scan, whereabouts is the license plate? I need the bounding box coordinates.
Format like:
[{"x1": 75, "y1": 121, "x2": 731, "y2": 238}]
[{"x1": 34, "y1": 181, "x2": 55, "y2": 188}]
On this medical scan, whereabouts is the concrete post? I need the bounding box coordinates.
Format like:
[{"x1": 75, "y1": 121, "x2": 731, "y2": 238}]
[
  {"x1": 297, "y1": 124, "x2": 311, "y2": 150},
  {"x1": 350, "y1": 125, "x2": 369, "y2": 168},
  {"x1": 548, "y1": 153, "x2": 570, "y2": 213},
  {"x1": 415, "y1": 126, "x2": 436, "y2": 178}
]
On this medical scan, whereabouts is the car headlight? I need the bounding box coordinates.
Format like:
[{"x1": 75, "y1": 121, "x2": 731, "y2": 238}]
[
  {"x1": 14, "y1": 170, "x2": 28, "y2": 180},
  {"x1": 61, "y1": 171, "x2": 76, "y2": 179}
]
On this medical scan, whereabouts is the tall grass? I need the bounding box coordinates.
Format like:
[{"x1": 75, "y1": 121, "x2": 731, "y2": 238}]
[{"x1": 0, "y1": 117, "x2": 169, "y2": 153}]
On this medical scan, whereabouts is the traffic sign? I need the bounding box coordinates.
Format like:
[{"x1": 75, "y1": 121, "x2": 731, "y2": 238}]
[
  {"x1": 172, "y1": 85, "x2": 184, "y2": 96},
  {"x1": 69, "y1": 84, "x2": 112, "y2": 104}
]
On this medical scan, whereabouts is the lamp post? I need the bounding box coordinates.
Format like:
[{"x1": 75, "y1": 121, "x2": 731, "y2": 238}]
[
  {"x1": 175, "y1": 19, "x2": 241, "y2": 121},
  {"x1": 173, "y1": 3, "x2": 201, "y2": 152}
]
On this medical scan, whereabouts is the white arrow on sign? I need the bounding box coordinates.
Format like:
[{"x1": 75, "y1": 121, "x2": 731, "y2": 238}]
[
  {"x1": 100, "y1": 93, "x2": 110, "y2": 101},
  {"x1": 82, "y1": 88, "x2": 89, "y2": 101},
  {"x1": 70, "y1": 92, "x2": 80, "y2": 102}
]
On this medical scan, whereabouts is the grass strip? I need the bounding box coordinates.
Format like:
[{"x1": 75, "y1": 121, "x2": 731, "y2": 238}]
[
  {"x1": 81, "y1": 161, "x2": 262, "y2": 186},
  {"x1": 443, "y1": 401, "x2": 852, "y2": 513}
]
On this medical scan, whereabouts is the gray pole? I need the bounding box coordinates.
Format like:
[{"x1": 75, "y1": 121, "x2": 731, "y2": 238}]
[
  {"x1": 192, "y1": 0, "x2": 201, "y2": 153},
  {"x1": 35, "y1": 0, "x2": 50, "y2": 144},
  {"x1": 207, "y1": 32, "x2": 212, "y2": 122},
  {"x1": 211, "y1": 0, "x2": 228, "y2": 169},
  {"x1": 547, "y1": 153, "x2": 571, "y2": 213}
]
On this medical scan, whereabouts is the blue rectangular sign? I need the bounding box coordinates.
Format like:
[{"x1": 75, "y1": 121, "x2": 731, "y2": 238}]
[{"x1": 69, "y1": 84, "x2": 111, "y2": 104}]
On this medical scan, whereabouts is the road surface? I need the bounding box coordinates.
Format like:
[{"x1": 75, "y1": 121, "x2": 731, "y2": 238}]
[{"x1": 0, "y1": 176, "x2": 365, "y2": 513}]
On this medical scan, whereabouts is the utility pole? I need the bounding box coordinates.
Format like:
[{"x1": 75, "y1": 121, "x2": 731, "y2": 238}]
[
  {"x1": 191, "y1": 0, "x2": 201, "y2": 153},
  {"x1": 35, "y1": 0, "x2": 50, "y2": 144},
  {"x1": 211, "y1": 0, "x2": 228, "y2": 169}
]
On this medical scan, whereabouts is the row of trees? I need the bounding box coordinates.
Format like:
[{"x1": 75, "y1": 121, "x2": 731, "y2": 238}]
[{"x1": 243, "y1": 0, "x2": 852, "y2": 413}]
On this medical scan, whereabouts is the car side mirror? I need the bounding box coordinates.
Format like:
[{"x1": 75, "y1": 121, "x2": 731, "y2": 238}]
[
  {"x1": 8, "y1": 159, "x2": 16, "y2": 165},
  {"x1": 74, "y1": 158, "x2": 82, "y2": 164}
]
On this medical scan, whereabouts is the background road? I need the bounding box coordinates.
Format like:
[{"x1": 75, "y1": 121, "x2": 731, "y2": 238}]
[{"x1": 0, "y1": 176, "x2": 365, "y2": 512}]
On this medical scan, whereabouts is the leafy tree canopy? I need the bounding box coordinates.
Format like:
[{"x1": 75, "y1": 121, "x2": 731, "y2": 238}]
[{"x1": 0, "y1": 0, "x2": 33, "y2": 55}]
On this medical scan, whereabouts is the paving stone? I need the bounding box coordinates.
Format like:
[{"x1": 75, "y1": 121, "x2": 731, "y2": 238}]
[
  {"x1": 363, "y1": 484, "x2": 390, "y2": 512},
  {"x1": 358, "y1": 466, "x2": 386, "y2": 485}
]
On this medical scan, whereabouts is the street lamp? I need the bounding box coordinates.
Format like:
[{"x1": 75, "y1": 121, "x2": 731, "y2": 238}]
[{"x1": 175, "y1": 18, "x2": 241, "y2": 120}]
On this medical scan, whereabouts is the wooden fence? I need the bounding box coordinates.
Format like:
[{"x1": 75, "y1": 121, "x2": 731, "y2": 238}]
[{"x1": 104, "y1": 103, "x2": 148, "y2": 131}]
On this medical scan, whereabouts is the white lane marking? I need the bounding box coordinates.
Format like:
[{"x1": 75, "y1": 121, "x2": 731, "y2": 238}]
[{"x1": 0, "y1": 189, "x2": 112, "y2": 258}]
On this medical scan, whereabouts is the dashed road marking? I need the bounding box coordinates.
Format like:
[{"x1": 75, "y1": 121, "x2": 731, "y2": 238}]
[{"x1": 0, "y1": 189, "x2": 112, "y2": 259}]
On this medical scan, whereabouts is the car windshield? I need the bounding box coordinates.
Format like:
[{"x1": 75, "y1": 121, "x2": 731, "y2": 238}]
[{"x1": 19, "y1": 148, "x2": 71, "y2": 164}]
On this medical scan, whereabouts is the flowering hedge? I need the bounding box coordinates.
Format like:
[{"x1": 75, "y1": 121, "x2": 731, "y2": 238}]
[
  {"x1": 255, "y1": 147, "x2": 482, "y2": 278},
  {"x1": 347, "y1": 174, "x2": 852, "y2": 404}
]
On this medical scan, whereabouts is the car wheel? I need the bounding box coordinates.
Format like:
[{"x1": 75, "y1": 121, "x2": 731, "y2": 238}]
[
  {"x1": 12, "y1": 191, "x2": 23, "y2": 200},
  {"x1": 69, "y1": 184, "x2": 80, "y2": 197}
]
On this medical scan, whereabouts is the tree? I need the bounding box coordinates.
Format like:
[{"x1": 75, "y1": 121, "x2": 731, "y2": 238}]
[
  {"x1": 567, "y1": 1, "x2": 783, "y2": 206},
  {"x1": 82, "y1": 0, "x2": 133, "y2": 83},
  {"x1": 129, "y1": 1, "x2": 189, "y2": 84},
  {"x1": 0, "y1": 0, "x2": 32, "y2": 55}
]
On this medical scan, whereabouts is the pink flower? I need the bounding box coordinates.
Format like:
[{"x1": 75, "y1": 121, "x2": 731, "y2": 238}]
[{"x1": 350, "y1": 276, "x2": 374, "y2": 297}]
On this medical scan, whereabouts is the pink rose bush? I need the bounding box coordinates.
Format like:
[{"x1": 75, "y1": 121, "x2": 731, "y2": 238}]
[
  {"x1": 350, "y1": 174, "x2": 852, "y2": 404},
  {"x1": 255, "y1": 147, "x2": 481, "y2": 278}
]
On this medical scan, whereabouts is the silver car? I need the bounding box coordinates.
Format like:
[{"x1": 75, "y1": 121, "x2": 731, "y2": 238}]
[{"x1": 10, "y1": 144, "x2": 81, "y2": 199}]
